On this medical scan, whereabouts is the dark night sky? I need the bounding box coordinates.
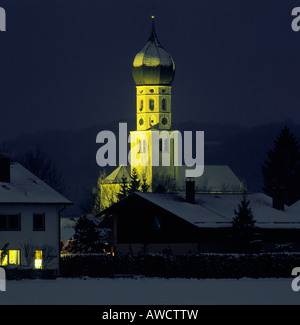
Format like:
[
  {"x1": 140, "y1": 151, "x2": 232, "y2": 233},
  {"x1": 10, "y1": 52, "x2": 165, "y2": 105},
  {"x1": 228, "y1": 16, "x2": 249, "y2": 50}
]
[{"x1": 1, "y1": 0, "x2": 300, "y2": 141}]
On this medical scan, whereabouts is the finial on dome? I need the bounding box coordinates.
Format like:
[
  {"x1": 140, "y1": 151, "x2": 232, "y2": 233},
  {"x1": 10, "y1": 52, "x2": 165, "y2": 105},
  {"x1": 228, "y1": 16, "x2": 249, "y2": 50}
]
[{"x1": 149, "y1": 14, "x2": 158, "y2": 42}]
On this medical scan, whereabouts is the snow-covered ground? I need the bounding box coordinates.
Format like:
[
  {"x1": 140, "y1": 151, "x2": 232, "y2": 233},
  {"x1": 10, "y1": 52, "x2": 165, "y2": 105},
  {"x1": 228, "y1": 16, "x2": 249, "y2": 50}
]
[{"x1": 0, "y1": 277, "x2": 299, "y2": 305}]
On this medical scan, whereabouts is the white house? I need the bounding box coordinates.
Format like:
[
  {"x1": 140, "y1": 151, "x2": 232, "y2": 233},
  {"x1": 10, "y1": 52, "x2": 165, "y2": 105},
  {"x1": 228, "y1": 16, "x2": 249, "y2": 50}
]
[{"x1": 0, "y1": 155, "x2": 71, "y2": 274}]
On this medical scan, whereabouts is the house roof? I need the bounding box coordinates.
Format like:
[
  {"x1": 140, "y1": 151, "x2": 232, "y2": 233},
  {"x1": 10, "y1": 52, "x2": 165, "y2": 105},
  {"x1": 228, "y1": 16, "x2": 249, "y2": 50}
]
[
  {"x1": 100, "y1": 191, "x2": 300, "y2": 229},
  {"x1": 177, "y1": 165, "x2": 243, "y2": 192},
  {"x1": 0, "y1": 162, "x2": 72, "y2": 205}
]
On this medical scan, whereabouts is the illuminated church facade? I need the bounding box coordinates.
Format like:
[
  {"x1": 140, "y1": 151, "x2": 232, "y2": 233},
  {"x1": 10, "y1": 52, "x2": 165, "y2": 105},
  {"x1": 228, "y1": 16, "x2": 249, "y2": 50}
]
[{"x1": 99, "y1": 17, "x2": 243, "y2": 210}]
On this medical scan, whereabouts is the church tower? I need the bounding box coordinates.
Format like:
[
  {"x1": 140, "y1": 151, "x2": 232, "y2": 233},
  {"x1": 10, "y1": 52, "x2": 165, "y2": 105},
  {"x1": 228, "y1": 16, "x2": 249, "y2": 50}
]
[
  {"x1": 131, "y1": 16, "x2": 178, "y2": 191},
  {"x1": 132, "y1": 16, "x2": 175, "y2": 131}
]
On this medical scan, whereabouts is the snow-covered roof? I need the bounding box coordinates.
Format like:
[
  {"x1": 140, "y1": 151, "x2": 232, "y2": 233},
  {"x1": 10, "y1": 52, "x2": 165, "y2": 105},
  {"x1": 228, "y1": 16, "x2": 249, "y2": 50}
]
[
  {"x1": 135, "y1": 192, "x2": 300, "y2": 229},
  {"x1": 104, "y1": 165, "x2": 130, "y2": 183},
  {"x1": 177, "y1": 165, "x2": 243, "y2": 192},
  {"x1": 0, "y1": 162, "x2": 71, "y2": 204}
]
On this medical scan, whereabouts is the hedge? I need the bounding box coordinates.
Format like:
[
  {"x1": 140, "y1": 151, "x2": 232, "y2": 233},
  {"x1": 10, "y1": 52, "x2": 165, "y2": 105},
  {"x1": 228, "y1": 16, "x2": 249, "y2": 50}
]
[{"x1": 60, "y1": 253, "x2": 300, "y2": 278}]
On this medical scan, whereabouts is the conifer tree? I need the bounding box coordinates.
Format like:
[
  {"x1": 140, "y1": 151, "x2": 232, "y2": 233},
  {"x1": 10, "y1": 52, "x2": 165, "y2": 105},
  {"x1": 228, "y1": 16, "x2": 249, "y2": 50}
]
[
  {"x1": 70, "y1": 215, "x2": 104, "y2": 254},
  {"x1": 141, "y1": 176, "x2": 150, "y2": 192},
  {"x1": 116, "y1": 176, "x2": 128, "y2": 201},
  {"x1": 127, "y1": 168, "x2": 141, "y2": 194},
  {"x1": 231, "y1": 196, "x2": 258, "y2": 253},
  {"x1": 262, "y1": 126, "x2": 300, "y2": 208}
]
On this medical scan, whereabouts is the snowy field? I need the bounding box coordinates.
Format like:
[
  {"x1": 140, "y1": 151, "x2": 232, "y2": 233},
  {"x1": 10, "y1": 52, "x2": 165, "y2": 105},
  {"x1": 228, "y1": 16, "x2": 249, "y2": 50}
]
[{"x1": 0, "y1": 277, "x2": 299, "y2": 305}]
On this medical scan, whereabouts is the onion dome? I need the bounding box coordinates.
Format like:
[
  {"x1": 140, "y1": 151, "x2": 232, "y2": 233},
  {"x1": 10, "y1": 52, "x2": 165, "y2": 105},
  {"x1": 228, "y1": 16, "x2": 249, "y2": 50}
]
[{"x1": 132, "y1": 17, "x2": 175, "y2": 86}]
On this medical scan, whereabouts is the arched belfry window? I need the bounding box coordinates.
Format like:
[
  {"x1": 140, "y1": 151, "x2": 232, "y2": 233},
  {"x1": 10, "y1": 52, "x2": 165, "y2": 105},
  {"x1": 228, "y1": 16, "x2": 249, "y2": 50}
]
[
  {"x1": 139, "y1": 99, "x2": 143, "y2": 111},
  {"x1": 138, "y1": 139, "x2": 146, "y2": 153},
  {"x1": 159, "y1": 139, "x2": 170, "y2": 153},
  {"x1": 162, "y1": 98, "x2": 166, "y2": 111},
  {"x1": 149, "y1": 99, "x2": 155, "y2": 111}
]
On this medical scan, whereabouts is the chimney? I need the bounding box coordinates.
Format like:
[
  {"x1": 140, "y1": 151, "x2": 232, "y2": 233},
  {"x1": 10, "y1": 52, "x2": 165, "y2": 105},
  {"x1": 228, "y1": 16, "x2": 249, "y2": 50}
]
[
  {"x1": 186, "y1": 177, "x2": 195, "y2": 203},
  {"x1": 272, "y1": 188, "x2": 284, "y2": 210},
  {"x1": 0, "y1": 154, "x2": 10, "y2": 183}
]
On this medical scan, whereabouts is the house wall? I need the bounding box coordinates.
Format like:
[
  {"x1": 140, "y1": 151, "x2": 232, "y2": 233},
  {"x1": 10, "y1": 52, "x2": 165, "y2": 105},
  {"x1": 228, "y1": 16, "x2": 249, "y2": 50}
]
[{"x1": 0, "y1": 204, "x2": 62, "y2": 271}]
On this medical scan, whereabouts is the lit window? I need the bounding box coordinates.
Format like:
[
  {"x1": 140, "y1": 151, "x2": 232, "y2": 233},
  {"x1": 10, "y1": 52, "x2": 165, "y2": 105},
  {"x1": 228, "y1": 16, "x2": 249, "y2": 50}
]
[
  {"x1": 33, "y1": 214, "x2": 45, "y2": 231},
  {"x1": 9, "y1": 250, "x2": 20, "y2": 265},
  {"x1": 0, "y1": 251, "x2": 7, "y2": 266},
  {"x1": 0, "y1": 250, "x2": 20, "y2": 266},
  {"x1": 35, "y1": 250, "x2": 42, "y2": 269}
]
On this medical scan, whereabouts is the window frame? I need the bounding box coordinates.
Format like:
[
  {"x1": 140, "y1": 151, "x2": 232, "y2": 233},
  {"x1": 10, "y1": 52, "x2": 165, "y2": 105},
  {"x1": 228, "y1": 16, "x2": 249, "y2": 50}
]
[
  {"x1": 33, "y1": 213, "x2": 45, "y2": 231},
  {"x1": 162, "y1": 98, "x2": 167, "y2": 111},
  {"x1": 0, "y1": 214, "x2": 21, "y2": 231},
  {"x1": 35, "y1": 250, "x2": 43, "y2": 269},
  {"x1": 0, "y1": 249, "x2": 20, "y2": 266}
]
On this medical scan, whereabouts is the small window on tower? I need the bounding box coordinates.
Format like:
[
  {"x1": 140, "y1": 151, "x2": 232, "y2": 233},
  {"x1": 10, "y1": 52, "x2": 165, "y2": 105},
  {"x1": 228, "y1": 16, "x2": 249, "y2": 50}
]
[
  {"x1": 162, "y1": 98, "x2": 166, "y2": 111},
  {"x1": 149, "y1": 99, "x2": 154, "y2": 111},
  {"x1": 139, "y1": 140, "x2": 146, "y2": 153},
  {"x1": 139, "y1": 99, "x2": 143, "y2": 111},
  {"x1": 163, "y1": 139, "x2": 169, "y2": 153}
]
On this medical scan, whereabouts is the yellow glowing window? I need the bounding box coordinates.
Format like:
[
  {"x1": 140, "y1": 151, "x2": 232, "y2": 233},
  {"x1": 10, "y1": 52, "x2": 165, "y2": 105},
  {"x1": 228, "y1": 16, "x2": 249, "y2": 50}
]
[
  {"x1": 0, "y1": 250, "x2": 8, "y2": 266},
  {"x1": 9, "y1": 250, "x2": 20, "y2": 265},
  {"x1": 0, "y1": 250, "x2": 20, "y2": 266},
  {"x1": 35, "y1": 250, "x2": 42, "y2": 269}
]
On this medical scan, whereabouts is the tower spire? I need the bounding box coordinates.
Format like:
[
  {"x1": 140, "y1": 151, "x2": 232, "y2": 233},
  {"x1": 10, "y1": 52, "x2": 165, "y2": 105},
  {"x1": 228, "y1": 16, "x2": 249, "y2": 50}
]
[{"x1": 149, "y1": 14, "x2": 158, "y2": 42}]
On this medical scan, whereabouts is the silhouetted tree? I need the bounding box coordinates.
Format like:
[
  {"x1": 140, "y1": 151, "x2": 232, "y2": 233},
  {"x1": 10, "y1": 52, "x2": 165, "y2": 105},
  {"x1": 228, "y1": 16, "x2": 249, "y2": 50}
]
[
  {"x1": 116, "y1": 176, "x2": 128, "y2": 201},
  {"x1": 15, "y1": 146, "x2": 65, "y2": 195},
  {"x1": 262, "y1": 126, "x2": 300, "y2": 209},
  {"x1": 70, "y1": 215, "x2": 105, "y2": 254},
  {"x1": 141, "y1": 176, "x2": 150, "y2": 192},
  {"x1": 231, "y1": 196, "x2": 259, "y2": 253},
  {"x1": 152, "y1": 174, "x2": 177, "y2": 193},
  {"x1": 127, "y1": 168, "x2": 141, "y2": 194}
]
